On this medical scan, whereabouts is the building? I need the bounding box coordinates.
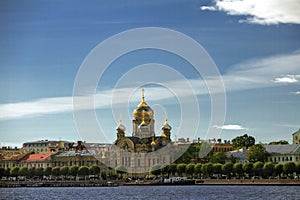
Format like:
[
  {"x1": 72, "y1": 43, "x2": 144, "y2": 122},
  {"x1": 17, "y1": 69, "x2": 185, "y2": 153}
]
[
  {"x1": 19, "y1": 152, "x2": 53, "y2": 168},
  {"x1": 265, "y1": 144, "x2": 300, "y2": 164},
  {"x1": 226, "y1": 148, "x2": 249, "y2": 163},
  {"x1": 110, "y1": 89, "x2": 180, "y2": 176},
  {"x1": 292, "y1": 129, "x2": 300, "y2": 144},
  {"x1": 0, "y1": 147, "x2": 28, "y2": 169},
  {"x1": 22, "y1": 140, "x2": 73, "y2": 153}
]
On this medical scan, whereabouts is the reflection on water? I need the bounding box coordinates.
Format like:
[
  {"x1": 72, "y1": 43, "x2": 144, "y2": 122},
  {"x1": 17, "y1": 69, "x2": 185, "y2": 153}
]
[{"x1": 0, "y1": 185, "x2": 299, "y2": 200}]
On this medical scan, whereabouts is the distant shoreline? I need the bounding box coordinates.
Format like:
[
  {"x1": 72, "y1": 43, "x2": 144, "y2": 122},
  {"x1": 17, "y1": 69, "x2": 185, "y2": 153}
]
[{"x1": 1, "y1": 179, "x2": 299, "y2": 188}]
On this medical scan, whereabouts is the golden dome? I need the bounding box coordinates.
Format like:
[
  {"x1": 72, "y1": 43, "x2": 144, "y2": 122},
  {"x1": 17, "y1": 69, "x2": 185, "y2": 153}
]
[
  {"x1": 161, "y1": 132, "x2": 167, "y2": 138},
  {"x1": 151, "y1": 140, "x2": 156, "y2": 146},
  {"x1": 133, "y1": 89, "x2": 154, "y2": 118},
  {"x1": 162, "y1": 117, "x2": 172, "y2": 130}
]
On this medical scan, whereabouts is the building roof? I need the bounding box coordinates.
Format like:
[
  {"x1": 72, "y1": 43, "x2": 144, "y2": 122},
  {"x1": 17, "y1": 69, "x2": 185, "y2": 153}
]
[
  {"x1": 264, "y1": 144, "x2": 300, "y2": 154},
  {"x1": 292, "y1": 129, "x2": 300, "y2": 135},
  {"x1": 20, "y1": 152, "x2": 53, "y2": 162},
  {"x1": 53, "y1": 150, "x2": 98, "y2": 157}
]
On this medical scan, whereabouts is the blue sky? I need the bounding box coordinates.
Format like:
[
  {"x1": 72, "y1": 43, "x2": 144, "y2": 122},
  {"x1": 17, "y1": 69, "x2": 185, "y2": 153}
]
[{"x1": 0, "y1": 0, "x2": 300, "y2": 147}]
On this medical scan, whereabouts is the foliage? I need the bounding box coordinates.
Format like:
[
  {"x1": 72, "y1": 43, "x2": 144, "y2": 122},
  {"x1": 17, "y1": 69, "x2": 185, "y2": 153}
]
[
  {"x1": 0, "y1": 167, "x2": 5, "y2": 178},
  {"x1": 222, "y1": 163, "x2": 233, "y2": 178},
  {"x1": 209, "y1": 152, "x2": 226, "y2": 164},
  {"x1": 274, "y1": 163, "x2": 283, "y2": 177},
  {"x1": 52, "y1": 166, "x2": 61, "y2": 176},
  {"x1": 115, "y1": 165, "x2": 127, "y2": 175},
  {"x1": 101, "y1": 171, "x2": 107, "y2": 180},
  {"x1": 243, "y1": 162, "x2": 253, "y2": 175},
  {"x1": 89, "y1": 165, "x2": 100, "y2": 175},
  {"x1": 4, "y1": 168, "x2": 10, "y2": 177},
  {"x1": 176, "y1": 163, "x2": 186, "y2": 176},
  {"x1": 176, "y1": 143, "x2": 202, "y2": 164},
  {"x1": 10, "y1": 167, "x2": 20, "y2": 177},
  {"x1": 213, "y1": 163, "x2": 222, "y2": 175},
  {"x1": 296, "y1": 163, "x2": 300, "y2": 175},
  {"x1": 60, "y1": 166, "x2": 69, "y2": 177},
  {"x1": 18, "y1": 167, "x2": 29, "y2": 177},
  {"x1": 194, "y1": 163, "x2": 202, "y2": 176},
  {"x1": 247, "y1": 144, "x2": 268, "y2": 162},
  {"x1": 69, "y1": 166, "x2": 79, "y2": 176},
  {"x1": 202, "y1": 163, "x2": 213, "y2": 177},
  {"x1": 78, "y1": 166, "x2": 89, "y2": 176},
  {"x1": 233, "y1": 163, "x2": 243, "y2": 176},
  {"x1": 44, "y1": 167, "x2": 52, "y2": 176},
  {"x1": 268, "y1": 140, "x2": 288, "y2": 145},
  {"x1": 185, "y1": 164, "x2": 195, "y2": 176},
  {"x1": 167, "y1": 163, "x2": 177, "y2": 176},
  {"x1": 253, "y1": 161, "x2": 264, "y2": 176},
  {"x1": 283, "y1": 162, "x2": 296, "y2": 178},
  {"x1": 29, "y1": 167, "x2": 36, "y2": 178},
  {"x1": 232, "y1": 134, "x2": 255, "y2": 149},
  {"x1": 263, "y1": 162, "x2": 274, "y2": 178}
]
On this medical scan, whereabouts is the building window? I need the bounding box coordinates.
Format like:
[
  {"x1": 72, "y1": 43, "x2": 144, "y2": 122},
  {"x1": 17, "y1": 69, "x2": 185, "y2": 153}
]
[
  {"x1": 138, "y1": 159, "x2": 140, "y2": 167},
  {"x1": 290, "y1": 157, "x2": 292, "y2": 161},
  {"x1": 148, "y1": 159, "x2": 151, "y2": 167}
]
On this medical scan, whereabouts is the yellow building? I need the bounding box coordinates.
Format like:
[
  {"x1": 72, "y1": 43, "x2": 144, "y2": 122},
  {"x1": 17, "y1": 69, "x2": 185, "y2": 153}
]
[
  {"x1": 292, "y1": 129, "x2": 300, "y2": 144},
  {"x1": 22, "y1": 140, "x2": 72, "y2": 153}
]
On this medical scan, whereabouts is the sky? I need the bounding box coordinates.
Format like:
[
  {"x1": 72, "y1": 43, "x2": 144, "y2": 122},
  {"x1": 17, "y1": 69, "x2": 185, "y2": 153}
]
[{"x1": 0, "y1": 0, "x2": 300, "y2": 147}]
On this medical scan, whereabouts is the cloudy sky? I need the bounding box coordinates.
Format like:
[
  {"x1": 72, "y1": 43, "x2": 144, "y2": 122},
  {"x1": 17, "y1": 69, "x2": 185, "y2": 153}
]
[{"x1": 0, "y1": 0, "x2": 300, "y2": 147}]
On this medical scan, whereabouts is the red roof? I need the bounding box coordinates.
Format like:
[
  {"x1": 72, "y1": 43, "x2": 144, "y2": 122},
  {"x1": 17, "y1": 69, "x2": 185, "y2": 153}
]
[{"x1": 21, "y1": 153, "x2": 53, "y2": 162}]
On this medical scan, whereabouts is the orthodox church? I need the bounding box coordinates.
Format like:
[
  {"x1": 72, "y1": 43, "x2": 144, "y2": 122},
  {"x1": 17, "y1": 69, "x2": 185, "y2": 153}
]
[
  {"x1": 109, "y1": 89, "x2": 177, "y2": 175},
  {"x1": 114, "y1": 89, "x2": 172, "y2": 152}
]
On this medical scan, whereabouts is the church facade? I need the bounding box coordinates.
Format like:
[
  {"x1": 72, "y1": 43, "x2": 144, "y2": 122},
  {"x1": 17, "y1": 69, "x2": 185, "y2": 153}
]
[{"x1": 106, "y1": 89, "x2": 178, "y2": 176}]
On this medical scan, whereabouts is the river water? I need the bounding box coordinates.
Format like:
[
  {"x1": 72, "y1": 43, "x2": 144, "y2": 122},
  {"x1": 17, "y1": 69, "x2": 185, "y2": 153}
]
[{"x1": 0, "y1": 185, "x2": 298, "y2": 200}]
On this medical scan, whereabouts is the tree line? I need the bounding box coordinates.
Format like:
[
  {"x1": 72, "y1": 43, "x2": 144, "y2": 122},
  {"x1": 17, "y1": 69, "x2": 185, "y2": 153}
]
[
  {"x1": 0, "y1": 165, "x2": 111, "y2": 180},
  {"x1": 150, "y1": 161, "x2": 300, "y2": 179}
]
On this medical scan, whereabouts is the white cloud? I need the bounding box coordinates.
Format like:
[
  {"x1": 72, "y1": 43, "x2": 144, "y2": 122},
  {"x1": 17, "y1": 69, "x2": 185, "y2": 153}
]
[
  {"x1": 291, "y1": 91, "x2": 300, "y2": 95},
  {"x1": 213, "y1": 124, "x2": 246, "y2": 130},
  {"x1": 273, "y1": 75, "x2": 299, "y2": 83},
  {"x1": 200, "y1": 0, "x2": 300, "y2": 25},
  {"x1": 1, "y1": 50, "x2": 300, "y2": 121}
]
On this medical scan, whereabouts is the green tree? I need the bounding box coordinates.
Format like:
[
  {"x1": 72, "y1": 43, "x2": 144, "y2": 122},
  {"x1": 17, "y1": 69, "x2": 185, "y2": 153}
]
[
  {"x1": 213, "y1": 163, "x2": 222, "y2": 177},
  {"x1": 232, "y1": 134, "x2": 255, "y2": 149},
  {"x1": 274, "y1": 163, "x2": 283, "y2": 178},
  {"x1": 89, "y1": 165, "x2": 100, "y2": 175},
  {"x1": 167, "y1": 163, "x2": 177, "y2": 176},
  {"x1": 151, "y1": 165, "x2": 161, "y2": 176},
  {"x1": 18, "y1": 167, "x2": 29, "y2": 177},
  {"x1": 185, "y1": 164, "x2": 195, "y2": 176},
  {"x1": 29, "y1": 167, "x2": 36, "y2": 178},
  {"x1": 115, "y1": 165, "x2": 127, "y2": 177},
  {"x1": 101, "y1": 171, "x2": 107, "y2": 180},
  {"x1": 44, "y1": 167, "x2": 52, "y2": 177},
  {"x1": 10, "y1": 167, "x2": 19, "y2": 177},
  {"x1": 176, "y1": 163, "x2": 186, "y2": 176},
  {"x1": 263, "y1": 162, "x2": 274, "y2": 178},
  {"x1": 253, "y1": 161, "x2": 264, "y2": 177},
  {"x1": 222, "y1": 163, "x2": 233, "y2": 178},
  {"x1": 296, "y1": 163, "x2": 300, "y2": 176},
  {"x1": 0, "y1": 167, "x2": 5, "y2": 178},
  {"x1": 60, "y1": 166, "x2": 69, "y2": 178},
  {"x1": 283, "y1": 162, "x2": 296, "y2": 178},
  {"x1": 36, "y1": 167, "x2": 44, "y2": 178},
  {"x1": 247, "y1": 144, "x2": 268, "y2": 162},
  {"x1": 69, "y1": 166, "x2": 78, "y2": 177},
  {"x1": 161, "y1": 165, "x2": 168, "y2": 176},
  {"x1": 4, "y1": 168, "x2": 10, "y2": 177},
  {"x1": 202, "y1": 163, "x2": 213, "y2": 177},
  {"x1": 194, "y1": 163, "x2": 202, "y2": 177},
  {"x1": 243, "y1": 162, "x2": 253, "y2": 177},
  {"x1": 233, "y1": 163, "x2": 244, "y2": 177},
  {"x1": 269, "y1": 140, "x2": 289, "y2": 145},
  {"x1": 78, "y1": 166, "x2": 89, "y2": 177},
  {"x1": 52, "y1": 166, "x2": 60, "y2": 177},
  {"x1": 209, "y1": 152, "x2": 226, "y2": 164}
]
